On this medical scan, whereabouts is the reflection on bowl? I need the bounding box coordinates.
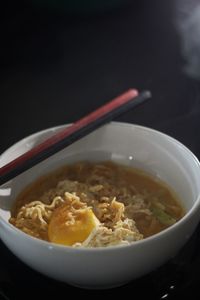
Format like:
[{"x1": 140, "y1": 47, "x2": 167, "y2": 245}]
[{"x1": 0, "y1": 122, "x2": 200, "y2": 289}]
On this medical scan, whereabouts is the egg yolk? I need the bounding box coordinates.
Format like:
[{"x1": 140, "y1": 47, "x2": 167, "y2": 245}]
[{"x1": 48, "y1": 203, "x2": 98, "y2": 246}]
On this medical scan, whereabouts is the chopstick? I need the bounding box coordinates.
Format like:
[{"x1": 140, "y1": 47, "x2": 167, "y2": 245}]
[{"x1": 0, "y1": 89, "x2": 151, "y2": 186}]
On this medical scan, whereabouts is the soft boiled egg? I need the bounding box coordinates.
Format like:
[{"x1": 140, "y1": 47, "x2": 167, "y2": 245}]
[{"x1": 48, "y1": 202, "x2": 99, "y2": 246}]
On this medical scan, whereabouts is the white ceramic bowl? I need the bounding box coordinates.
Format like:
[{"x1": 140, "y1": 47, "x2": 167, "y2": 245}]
[{"x1": 0, "y1": 122, "x2": 200, "y2": 289}]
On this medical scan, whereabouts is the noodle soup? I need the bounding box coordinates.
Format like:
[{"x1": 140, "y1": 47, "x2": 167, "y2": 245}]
[
  {"x1": 1, "y1": 122, "x2": 200, "y2": 288},
  {"x1": 9, "y1": 161, "x2": 185, "y2": 247}
]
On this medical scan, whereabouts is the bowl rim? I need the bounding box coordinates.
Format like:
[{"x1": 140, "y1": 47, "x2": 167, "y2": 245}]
[{"x1": 1, "y1": 121, "x2": 200, "y2": 252}]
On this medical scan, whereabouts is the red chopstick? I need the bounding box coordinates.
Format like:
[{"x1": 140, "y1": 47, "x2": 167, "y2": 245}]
[{"x1": 0, "y1": 89, "x2": 151, "y2": 185}]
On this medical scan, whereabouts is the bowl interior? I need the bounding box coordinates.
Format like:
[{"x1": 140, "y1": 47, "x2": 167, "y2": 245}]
[{"x1": 0, "y1": 122, "x2": 200, "y2": 223}]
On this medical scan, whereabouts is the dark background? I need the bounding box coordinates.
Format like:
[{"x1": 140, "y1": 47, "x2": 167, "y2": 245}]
[{"x1": 1, "y1": 0, "x2": 200, "y2": 299}]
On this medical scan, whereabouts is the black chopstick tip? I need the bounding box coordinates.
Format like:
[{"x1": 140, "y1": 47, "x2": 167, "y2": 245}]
[
  {"x1": 140, "y1": 90, "x2": 152, "y2": 99},
  {"x1": 131, "y1": 90, "x2": 151, "y2": 106}
]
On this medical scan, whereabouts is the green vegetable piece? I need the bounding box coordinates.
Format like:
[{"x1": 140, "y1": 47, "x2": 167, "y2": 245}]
[{"x1": 151, "y1": 207, "x2": 176, "y2": 226}]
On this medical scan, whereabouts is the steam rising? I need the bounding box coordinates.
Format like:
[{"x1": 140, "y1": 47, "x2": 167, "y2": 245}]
[{"x1": 177, "y1": 1, "x2": 200, "y2": 79}]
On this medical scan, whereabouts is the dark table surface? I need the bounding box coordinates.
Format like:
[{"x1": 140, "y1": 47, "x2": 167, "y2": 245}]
[{"x1": 1, "y1": 0, "x2": 200, "y2": 299}]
